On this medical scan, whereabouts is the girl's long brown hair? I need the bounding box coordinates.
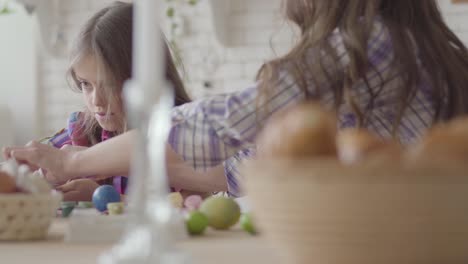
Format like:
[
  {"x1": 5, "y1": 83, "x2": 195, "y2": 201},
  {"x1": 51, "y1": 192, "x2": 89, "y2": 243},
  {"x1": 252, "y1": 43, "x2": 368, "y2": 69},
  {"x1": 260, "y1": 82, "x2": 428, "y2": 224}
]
[
  {"x1": 67, "y1": 1, "x2": 191, "y2": 144},
  {"x1": 257, "y1": 0, "x2": 468, "y2": 134}
]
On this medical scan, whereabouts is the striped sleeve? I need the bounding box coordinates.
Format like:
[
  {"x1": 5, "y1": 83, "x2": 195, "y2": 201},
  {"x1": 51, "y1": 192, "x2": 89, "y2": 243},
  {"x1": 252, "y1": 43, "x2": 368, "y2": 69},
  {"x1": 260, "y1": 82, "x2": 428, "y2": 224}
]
[
  {"x1": 168, "y1": 77, "x2": 305, "y2": 171},
  {"x1": 47, "y1": 128, "x2": 72, "y2": 148},
  {"x1": 166, "y1": 26, "x2": 351, "y2": 170},
  {"x1": 223, "y1": 148, "x2": 255, "y2": 197},
  {"x1": 47, "y1": 112, "x2": 83, "y2": 148}
]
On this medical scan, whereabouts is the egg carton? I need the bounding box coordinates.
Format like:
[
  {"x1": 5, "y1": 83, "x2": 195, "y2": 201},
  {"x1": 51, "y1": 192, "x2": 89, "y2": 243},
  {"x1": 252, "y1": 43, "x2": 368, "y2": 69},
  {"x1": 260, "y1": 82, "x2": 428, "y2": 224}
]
[{"x1": 64, "y1": 208, "x2": 128, "y2": 243}]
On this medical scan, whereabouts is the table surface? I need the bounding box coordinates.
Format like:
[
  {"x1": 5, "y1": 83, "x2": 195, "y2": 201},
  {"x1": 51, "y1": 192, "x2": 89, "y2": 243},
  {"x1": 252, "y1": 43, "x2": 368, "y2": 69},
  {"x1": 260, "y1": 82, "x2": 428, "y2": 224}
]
[{"x1": 1, "y1": 219, "x2": 282, "y2": 264}]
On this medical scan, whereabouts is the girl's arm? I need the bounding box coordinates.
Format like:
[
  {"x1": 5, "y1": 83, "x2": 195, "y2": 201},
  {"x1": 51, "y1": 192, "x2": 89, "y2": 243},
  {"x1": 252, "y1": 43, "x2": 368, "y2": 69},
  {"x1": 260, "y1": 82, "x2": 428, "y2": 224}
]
[
  {"x1": 1, "y1": 132, "x2": 133, "y2": 182},
  {"x1": 4, "y1": 130, "x2": 228, "y2": 193}
]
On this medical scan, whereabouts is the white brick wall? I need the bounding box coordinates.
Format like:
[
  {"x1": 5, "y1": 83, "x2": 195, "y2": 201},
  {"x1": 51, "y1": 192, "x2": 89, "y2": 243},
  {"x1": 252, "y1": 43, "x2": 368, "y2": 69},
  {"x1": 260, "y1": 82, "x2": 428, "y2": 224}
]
[
  {"x1": 38, "y1": 0, "x2": 117, "y2": 137},
  {"x1": 38, "y1": 0, "x2": 468, "y2": 137}
]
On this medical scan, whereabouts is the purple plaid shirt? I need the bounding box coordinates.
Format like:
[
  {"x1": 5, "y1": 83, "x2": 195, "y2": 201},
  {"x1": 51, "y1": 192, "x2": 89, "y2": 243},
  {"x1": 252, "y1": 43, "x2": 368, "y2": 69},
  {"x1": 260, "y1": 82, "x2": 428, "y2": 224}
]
[
  {"x1": 49, "y1": 112, "x2": 247, "y2": 197},
  {"x1": 168, "y1": 19, "x2": 441, "y2": 196}
]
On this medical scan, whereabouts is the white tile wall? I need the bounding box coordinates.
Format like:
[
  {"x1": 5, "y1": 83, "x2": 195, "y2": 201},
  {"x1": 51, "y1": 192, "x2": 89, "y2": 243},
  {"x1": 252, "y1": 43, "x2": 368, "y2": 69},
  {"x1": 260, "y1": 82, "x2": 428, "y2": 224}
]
[{"x1": 38, "y1": 0, "x2": 468, "y2": 137}]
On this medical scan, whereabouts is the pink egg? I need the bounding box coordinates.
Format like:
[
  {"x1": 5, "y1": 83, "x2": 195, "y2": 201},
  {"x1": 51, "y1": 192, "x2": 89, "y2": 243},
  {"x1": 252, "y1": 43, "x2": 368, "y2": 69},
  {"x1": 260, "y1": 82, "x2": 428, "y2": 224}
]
[{"x1": 184, "y1": 195, "x2": 203, "y2": 210}]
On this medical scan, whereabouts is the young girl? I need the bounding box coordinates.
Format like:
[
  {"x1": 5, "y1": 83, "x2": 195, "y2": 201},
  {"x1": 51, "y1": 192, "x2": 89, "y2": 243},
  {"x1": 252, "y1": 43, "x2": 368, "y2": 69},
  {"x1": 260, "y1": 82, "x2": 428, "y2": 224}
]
[
  {"x1": 17, "y1": 1, "x2": 243, "y2": 200},
  {"x1": 42, "y1": 1, "x2": 192, "y2": 200},
  {"x1": 5, "y1": 0, "x2": 468, "y2": 196}
]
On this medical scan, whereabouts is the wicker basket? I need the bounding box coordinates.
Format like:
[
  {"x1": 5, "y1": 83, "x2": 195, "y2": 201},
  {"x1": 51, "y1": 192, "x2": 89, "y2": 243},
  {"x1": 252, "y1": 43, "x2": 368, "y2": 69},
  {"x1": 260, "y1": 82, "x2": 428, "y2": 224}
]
[
  {"x1": 0, "y1": 191, "x2": 62, "y2": 241},
  {"x1": 243, "y1": 157, "x2": 468, "y2": 264}
]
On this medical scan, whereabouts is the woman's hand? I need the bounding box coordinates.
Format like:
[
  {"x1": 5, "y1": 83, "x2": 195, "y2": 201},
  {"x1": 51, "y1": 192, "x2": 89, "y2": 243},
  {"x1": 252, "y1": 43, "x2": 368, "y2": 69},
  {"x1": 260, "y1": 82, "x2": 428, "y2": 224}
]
[
  {"x1": 166, "y1": 144, "x2": 228, "y2": 193},
  {"x1": 2, "y1": 141, "x2": 81, "y2": 183},
  {"x1": 56, "y1": 179, "x2": 99, "y2": 201}
]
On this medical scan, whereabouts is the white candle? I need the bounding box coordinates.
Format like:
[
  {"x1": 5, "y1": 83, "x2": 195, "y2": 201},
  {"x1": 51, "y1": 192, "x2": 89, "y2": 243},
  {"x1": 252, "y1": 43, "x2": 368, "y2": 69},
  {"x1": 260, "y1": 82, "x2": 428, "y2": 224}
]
[{"x1": 133, "y1": 0, "x2": 164, "y2": 101}]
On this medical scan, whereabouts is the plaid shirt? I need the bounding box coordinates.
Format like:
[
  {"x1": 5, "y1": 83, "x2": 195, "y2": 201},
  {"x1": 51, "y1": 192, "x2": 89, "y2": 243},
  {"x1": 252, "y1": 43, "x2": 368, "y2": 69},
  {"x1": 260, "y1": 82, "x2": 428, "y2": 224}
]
[
  {"x1": 49, "y1": 112, "x2": 248, "y2": 197},
  {"x1": 48, "y1": 112, "x2": 128, "y2": 194},
  {"x1": 168, "y1": 19, "x2": 441, "y2": 196}
]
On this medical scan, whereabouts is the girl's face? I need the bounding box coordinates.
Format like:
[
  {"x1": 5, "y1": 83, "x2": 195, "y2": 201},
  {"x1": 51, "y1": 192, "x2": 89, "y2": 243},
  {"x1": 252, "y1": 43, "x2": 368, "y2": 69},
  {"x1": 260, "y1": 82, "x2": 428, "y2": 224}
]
[{"x1": 73, "y1": 55, "x2": 122, "y2": 132}]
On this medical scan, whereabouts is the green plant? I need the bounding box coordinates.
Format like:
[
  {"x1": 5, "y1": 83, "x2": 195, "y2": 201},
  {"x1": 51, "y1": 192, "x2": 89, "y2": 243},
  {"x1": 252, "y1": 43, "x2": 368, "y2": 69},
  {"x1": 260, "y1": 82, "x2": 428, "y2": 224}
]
[
  {"x1": 165, "y1": 0, "x2": 199, "y2": 77},
  {"x1": 165, "y1": 0, "x2": 199, "y2": 39},
  {"x1": 0, "y1": 0, "x2": 13, "y2": 15}
]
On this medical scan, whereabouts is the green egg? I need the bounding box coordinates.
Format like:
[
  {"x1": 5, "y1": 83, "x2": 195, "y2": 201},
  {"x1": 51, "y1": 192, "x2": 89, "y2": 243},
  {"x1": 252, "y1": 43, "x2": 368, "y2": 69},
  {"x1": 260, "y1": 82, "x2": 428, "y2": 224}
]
[
  {"x1": 240, "y1": 213, "x2": 257, "y2": 235},
  {"x1": 186, "y1": 211, "x2": 208, "y2": 235},
  {"x1": 199, "y1": 197, "x2": 241, "y2": 230}
]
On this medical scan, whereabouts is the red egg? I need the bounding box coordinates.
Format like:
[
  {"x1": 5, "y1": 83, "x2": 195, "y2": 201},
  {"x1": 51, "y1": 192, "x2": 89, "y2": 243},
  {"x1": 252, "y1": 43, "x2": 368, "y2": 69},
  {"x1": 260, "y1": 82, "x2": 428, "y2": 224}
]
[{"x1": 0, "y1": 171, "x2": 16, "y2": 194}]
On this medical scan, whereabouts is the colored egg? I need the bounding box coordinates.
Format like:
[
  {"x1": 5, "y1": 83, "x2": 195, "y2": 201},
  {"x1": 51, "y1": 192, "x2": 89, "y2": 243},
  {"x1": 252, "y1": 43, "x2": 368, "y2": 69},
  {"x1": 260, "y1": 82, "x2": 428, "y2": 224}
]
[
  {"x1": 168, "y1": 192, "x2": 184, "y2": 208},
  {"x1": 0, "y1": 171, "x2": 16, "y2": 193},
  {"x1": 92, "y1": 185, "x2": 121, "y2": 212},
  {"x1": 107, "y1": 202, "x2": 124, "y2": 215},
  {"x1": 186, "y1": 210, "x2": 208, "y2": 235},
  {"x1": 60, "y1": 201, "x2": 76, "y2": 218},
  {"x1": 77, "y1": 201, "x2": 94, "y2": 208},
  {"x1": 199, "y1": 196, "x2": 241, "y2": 230},
  {"x1": 240, "y1": 213, "x2": 257, "y2": 235},
  {"x1": 184, "y1": 195, "x2": 203, "y2": 210}
]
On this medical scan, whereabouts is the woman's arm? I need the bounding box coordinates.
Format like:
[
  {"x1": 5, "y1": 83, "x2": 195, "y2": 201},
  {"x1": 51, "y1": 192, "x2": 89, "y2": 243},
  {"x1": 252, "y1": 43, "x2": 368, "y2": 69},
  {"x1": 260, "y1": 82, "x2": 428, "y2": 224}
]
[
  {"x1": 72, "y1": 130, "x2": 228, "y2": 192},
  {"x1": 168, "y1": 81, "x2": 304, "y2": 171},
  {"x1": 166, "y1": 145, "x2": 227, "y2": 192},
  {"x1": 222, "y1": 148, "x2": 255, "y2": 197}
]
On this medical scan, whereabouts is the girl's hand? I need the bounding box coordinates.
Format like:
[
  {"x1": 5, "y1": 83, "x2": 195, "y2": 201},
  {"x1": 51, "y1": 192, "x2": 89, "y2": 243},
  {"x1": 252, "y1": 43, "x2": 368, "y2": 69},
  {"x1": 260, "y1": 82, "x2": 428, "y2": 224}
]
[
  {"x1": 56, "y1": 179, "x2": 99, "y2": 201},
  {"x1": 2, "y1": 141, "x2": 78, "y2": 183}
]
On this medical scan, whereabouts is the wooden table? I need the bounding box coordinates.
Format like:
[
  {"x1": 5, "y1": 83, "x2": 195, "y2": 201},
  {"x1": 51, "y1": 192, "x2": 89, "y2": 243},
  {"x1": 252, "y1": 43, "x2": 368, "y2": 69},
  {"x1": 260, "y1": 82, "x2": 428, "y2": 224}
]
[{"x1": 1, "y1": 219, "x2": 281, "y2": 264}]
